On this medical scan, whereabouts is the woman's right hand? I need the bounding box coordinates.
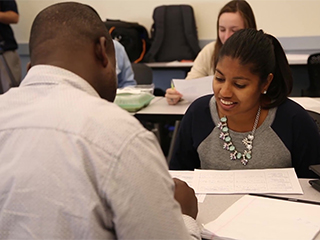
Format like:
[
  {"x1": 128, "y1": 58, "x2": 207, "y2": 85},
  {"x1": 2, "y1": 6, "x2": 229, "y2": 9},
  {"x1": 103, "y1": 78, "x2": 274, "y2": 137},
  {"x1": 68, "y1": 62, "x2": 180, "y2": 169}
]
[{"x1": 165, "y1": 88, "x2": 183, "y2": 105}]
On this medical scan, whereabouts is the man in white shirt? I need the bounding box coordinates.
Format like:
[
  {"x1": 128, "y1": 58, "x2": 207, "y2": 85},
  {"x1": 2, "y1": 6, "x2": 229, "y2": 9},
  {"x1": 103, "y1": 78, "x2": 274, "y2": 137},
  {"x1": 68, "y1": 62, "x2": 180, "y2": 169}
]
[{"x1": 0, "y1": 2, "x2": 201, "y2": 239}]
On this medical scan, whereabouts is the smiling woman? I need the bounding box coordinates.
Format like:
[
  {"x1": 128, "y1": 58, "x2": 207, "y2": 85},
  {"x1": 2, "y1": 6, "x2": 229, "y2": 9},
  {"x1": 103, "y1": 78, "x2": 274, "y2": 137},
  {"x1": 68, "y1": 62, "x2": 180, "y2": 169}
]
[{"x1": 169, "y1": 28, "x2": 320, "y2": 178}]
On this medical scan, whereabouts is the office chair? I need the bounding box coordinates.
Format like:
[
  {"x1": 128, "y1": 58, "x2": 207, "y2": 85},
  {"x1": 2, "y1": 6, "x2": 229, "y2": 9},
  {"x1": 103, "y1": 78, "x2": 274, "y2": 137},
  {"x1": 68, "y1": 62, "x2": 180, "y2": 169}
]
[
  {"x1": 131, "y1": 62, "x2": 165, "y2": 96},
  {"x1": 301, "y1": 53, "x2": 320, "y2": 97},
  {"x1": 131, "y1": 63, "x2": 153, "y2": 85},
  {"x1": 131, "y1": 63, "x2": 163, "y2": 142},
  {"x1": 307, "y1": 110, "x2": 320, "y2": 135}
]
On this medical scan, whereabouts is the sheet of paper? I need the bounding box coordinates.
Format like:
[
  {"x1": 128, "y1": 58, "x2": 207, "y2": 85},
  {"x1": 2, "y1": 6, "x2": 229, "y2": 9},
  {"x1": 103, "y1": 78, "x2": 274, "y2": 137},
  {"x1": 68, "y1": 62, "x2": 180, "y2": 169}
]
[
  {"x1": 205, "y1": 194, "x2": 320, "y2": 240},
  {"x1": 169, "y1": 170, "x2": 194, "y2": 186},
  {"x1": 192, "y1": 168, "x2": 303, "y2": 194},
  {"x1": 290, "y1": 97, "x2": 320, "y2": 113},
  {"x1": 169, "y1": 170, "x2": 206, "y2": 203},
  {"x1": 172, "y1": 75, "x2": 213, "y2": 103}
]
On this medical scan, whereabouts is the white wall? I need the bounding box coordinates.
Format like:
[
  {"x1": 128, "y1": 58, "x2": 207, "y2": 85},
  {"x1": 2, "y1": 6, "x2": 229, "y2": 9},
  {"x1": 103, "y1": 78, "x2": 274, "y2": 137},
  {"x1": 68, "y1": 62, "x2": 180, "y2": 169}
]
[{"x1": 14, "y1": 0, "x2": 320, "y2": 43}]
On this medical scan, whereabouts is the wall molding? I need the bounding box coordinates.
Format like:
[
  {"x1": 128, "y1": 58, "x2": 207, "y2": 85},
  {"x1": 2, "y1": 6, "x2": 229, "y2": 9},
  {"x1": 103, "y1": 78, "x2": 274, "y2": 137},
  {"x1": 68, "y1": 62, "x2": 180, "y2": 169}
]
[{"x1": 18, "y1": 35, "x2": 320, "y2": 56}]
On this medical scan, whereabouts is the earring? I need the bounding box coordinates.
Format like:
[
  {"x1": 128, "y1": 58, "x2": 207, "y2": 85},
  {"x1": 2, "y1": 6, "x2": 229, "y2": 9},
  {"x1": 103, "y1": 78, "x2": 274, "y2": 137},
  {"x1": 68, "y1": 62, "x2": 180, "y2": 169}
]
[{"x1": 263, "y1": 90, "x2": 267, "y2": 94}]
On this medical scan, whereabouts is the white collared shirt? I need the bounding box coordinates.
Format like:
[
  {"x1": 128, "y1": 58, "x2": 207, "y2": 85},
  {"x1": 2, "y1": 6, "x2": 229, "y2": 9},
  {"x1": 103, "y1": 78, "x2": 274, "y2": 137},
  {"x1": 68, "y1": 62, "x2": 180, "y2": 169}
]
[{"x1": 0, "y1": 65, "x2": 200, "y2": 239}]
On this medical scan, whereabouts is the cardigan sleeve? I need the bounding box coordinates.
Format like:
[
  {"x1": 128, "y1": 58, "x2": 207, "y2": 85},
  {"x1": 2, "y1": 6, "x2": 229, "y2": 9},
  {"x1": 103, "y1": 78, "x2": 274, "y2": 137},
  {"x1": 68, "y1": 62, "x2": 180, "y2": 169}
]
[{"x1": 169, "y1": 95, "x2": 215, "y2": 170}]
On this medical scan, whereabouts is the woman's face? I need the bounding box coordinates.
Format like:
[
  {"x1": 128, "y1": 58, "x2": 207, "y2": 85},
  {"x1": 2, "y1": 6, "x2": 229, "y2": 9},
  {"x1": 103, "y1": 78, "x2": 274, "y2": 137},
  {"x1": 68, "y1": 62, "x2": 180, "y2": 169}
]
[
  {"x1": 213, "y1": 56, "x2": 268, "y2": 120},
  {"x1": 218, "y1": 12, "x2": 245, "y2": 44}
]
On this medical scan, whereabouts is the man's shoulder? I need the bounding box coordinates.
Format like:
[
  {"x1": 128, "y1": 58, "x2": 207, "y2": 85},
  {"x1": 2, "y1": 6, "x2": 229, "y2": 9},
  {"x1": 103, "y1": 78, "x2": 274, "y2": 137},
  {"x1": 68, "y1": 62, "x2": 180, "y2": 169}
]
[{"x1": 58, "y1": 96, "x2": 146, "y2": 150}]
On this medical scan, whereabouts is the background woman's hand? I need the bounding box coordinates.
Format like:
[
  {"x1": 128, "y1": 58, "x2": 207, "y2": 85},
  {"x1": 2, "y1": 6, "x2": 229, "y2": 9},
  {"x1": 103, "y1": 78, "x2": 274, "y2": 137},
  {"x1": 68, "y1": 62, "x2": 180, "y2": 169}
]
[{"x1": 165, "y1": 88, "x2": 183, "y2": 105}]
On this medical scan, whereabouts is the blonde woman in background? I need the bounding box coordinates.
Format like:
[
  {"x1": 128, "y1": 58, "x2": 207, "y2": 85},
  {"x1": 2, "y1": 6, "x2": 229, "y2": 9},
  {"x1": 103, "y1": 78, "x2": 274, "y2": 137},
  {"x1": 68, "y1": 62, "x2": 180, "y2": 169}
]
[{"x1": 166, "y1": 0, "x2": 257, "y2": 105}]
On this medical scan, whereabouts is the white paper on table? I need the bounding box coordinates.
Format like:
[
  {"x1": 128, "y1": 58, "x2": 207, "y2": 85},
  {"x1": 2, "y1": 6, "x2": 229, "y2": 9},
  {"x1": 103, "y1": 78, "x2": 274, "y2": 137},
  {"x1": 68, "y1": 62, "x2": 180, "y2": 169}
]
[
  {"x1": 205, "y1": 194, "x2": 320, "y2": 240},
  {"x1": 192, "y1": 168, "x2": 303, "y2": 194},
  {"x1": 169, "y1": 170, "x2": 206, "y2": 203},
  {"x1": 172, "y1": 75, "x2": 213, "y2": 103},
  {"x1": 290, "y1": 97, "x2": 320, "y2": 113},
  {"x1": 169, "y1": 170, "x2": 195, "y2": 187}
]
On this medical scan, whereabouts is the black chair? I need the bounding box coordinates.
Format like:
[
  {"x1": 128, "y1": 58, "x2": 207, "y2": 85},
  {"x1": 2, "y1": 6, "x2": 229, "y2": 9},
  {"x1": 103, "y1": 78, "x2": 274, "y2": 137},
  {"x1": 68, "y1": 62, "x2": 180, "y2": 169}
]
[
  {"x1": 301, "y1": 53, "x2": 320, "y2": 97},
  {"x1": 131, "y1": 63, "x2": 162, "y2": 142},
  {"x1": 131, "y1": 63, "x2": 165, "y2": 96},
  {"x1": 307, "y1": 110, "x2": 320, "y2": 135},
  {"x1": 131, "y1": 63, "x2": 153, "y2": 85}
]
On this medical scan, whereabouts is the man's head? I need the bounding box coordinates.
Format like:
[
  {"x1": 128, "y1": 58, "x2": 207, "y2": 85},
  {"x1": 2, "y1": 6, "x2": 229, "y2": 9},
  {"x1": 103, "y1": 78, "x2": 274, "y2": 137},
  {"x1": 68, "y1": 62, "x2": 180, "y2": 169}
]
[{"x1": 29, "y1": 2, "x2": 117, "y2": 102}]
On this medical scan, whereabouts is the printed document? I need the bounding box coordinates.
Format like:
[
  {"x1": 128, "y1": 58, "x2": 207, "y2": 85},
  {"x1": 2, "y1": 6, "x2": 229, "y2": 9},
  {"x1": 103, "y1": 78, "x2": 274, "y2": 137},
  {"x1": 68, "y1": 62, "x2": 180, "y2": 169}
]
[
  {"x1": 169, "y1": 168, "x2": 303, "y2": 194},
  {"x1": 169, "y1": 170, "x2": 206, "y2": 203}
]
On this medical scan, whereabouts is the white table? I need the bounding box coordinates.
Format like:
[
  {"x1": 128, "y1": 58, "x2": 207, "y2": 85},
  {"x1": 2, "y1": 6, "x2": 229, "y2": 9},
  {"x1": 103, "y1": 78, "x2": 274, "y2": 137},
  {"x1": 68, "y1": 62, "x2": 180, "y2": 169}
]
[
  {"x1": 135, "y1": 97, "x2": 189, "y2": 121},
  {"x1": 197, "y1": 178, "x2": 320, "y2": 239},
  {"x1": 145, "y1": 54, "x2": 309, "y2": 69},
  {"x1": 286, "y1": 53, "x2": 309, "y2": 65}
]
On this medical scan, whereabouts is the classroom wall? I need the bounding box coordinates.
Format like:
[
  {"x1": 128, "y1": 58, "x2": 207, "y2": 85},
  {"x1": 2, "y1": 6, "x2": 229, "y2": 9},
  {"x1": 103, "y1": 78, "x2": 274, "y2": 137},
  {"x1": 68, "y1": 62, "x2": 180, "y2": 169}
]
[
  {"x1": 13, "y1": 0, "x2": 318, "y2": 97},
  {"x1": 13, "y1": 0, "x2": 320, "y2": 44}
]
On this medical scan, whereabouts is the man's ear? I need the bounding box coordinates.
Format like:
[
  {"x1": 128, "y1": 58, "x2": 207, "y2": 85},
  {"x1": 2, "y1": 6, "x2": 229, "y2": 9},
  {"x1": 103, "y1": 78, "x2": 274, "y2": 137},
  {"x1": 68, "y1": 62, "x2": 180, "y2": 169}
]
[{"x1": 95, "y1": 36, "x2": 108, "y2": 68}]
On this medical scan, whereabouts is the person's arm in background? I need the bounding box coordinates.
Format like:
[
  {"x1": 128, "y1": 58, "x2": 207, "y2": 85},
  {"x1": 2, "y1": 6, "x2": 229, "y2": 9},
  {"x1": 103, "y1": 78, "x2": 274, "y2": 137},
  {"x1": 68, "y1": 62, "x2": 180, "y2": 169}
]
[
  {"x1": 0, "y1": 11, "x2": 18, "y2": 24},
  {"x1": 113, "y1": 40, "x2": 136, "y2": 88},
  {"x1": 0, "y1": 1, "x2": 19, "y2": 24}
]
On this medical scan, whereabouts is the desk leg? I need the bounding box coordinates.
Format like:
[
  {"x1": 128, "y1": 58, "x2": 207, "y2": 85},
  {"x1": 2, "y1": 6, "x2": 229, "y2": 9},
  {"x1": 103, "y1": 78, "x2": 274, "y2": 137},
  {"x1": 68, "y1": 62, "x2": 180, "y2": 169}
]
[
  {"x1": 166, "y1": 120, "x2": 180, "y2": 164},
  {"x1": 151, "y1": 122, "x2": 161, "y2": 143}
]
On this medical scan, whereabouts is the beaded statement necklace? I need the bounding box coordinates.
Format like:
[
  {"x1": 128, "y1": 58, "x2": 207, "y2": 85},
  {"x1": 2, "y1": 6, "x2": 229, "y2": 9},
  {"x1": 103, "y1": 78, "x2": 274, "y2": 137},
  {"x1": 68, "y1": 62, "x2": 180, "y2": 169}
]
[{"x1": 217, "y1": 106, "x2": 261, "y2": 166}]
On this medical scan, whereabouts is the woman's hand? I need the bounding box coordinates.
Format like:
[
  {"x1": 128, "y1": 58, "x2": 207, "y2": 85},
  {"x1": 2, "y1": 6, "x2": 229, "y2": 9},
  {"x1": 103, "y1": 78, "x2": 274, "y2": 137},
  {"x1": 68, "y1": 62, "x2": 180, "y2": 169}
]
[{"x1": 165, "y1": 88, "x2": 183, "y2": 105}]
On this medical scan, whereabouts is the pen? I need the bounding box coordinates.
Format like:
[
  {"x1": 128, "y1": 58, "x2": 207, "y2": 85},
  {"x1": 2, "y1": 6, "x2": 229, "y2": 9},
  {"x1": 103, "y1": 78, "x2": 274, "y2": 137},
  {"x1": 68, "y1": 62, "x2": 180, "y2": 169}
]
[
  {"x1": 171, "y1": 81, "x2": 175, "y2": 90},
  {"x1": 249, "y1": 193, "x2": 320, "y2": 206}
]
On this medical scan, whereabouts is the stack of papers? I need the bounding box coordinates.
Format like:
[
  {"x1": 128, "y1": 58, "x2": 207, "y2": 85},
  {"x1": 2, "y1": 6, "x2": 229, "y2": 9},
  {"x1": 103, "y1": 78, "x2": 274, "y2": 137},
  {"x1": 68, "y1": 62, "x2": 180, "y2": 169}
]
[{"x1": 205, "y1": 194, "x2": 320, "y2": 240}]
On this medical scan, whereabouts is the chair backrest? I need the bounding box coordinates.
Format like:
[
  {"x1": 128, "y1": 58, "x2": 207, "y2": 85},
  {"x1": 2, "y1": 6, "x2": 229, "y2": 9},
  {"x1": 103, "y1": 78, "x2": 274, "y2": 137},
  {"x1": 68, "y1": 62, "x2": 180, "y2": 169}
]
[
  {"x1": 131, "y1": 63, "x2": 153, "y2": 85},
  {"x1": 302, "y1": 53, "x2": 320, "y2": 96},
  {"x1": 307, "y1": 110, "x2": 320, "y2": 135},
  {"x1": 308, "y1": 53, "x2": 320, "y2": 87}
]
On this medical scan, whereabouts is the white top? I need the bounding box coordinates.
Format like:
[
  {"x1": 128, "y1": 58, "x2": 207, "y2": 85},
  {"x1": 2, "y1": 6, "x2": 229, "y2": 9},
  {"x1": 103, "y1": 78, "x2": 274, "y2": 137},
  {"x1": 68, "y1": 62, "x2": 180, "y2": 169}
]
[
  {"x1": 186, "y1": 41, "x2": 215, "y2": 80},
  {"x1": 0, "y1": 65, "x2": 200, "y2": 239}
]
